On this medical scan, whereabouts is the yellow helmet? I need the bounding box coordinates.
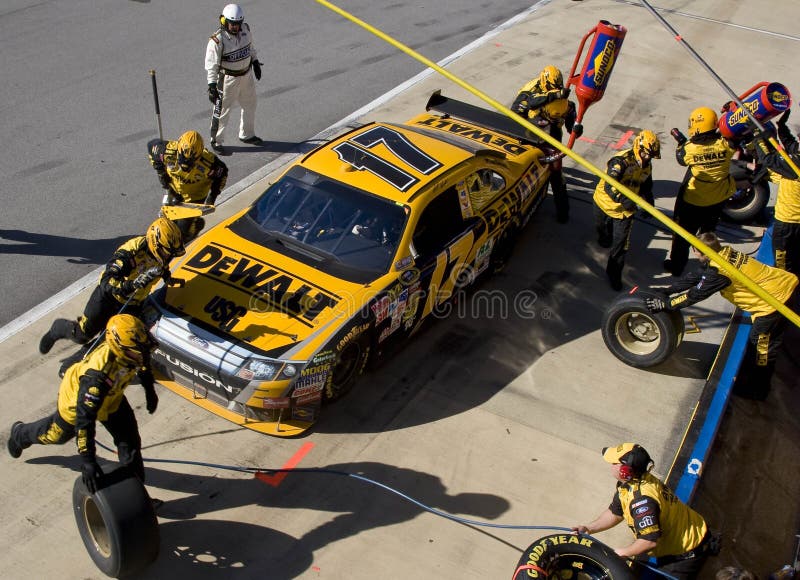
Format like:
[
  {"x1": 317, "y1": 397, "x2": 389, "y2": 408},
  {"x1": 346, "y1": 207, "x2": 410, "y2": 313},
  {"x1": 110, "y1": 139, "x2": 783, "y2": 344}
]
[
  {"x1": 538, "y1": 65, "x2": 564, "y2": 91},
  {"x1": 688, "y1": 107, "x2": 718, "y2": 138},
  {"x1": 146, "y1": 217, "x2": 185, "y2": 264},
  {"x1": 633, "y1": 129, "x2": 661, "y2": 164},
  {"x1": 106, "y1": 314, "x2": 157, "y2": 367},
  {"x1": 176, "y1": 130, "x2": 204, "y2": 170}
]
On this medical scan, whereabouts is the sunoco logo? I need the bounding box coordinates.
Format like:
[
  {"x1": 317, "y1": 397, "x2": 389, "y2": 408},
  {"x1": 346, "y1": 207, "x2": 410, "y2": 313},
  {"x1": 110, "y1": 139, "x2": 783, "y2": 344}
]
[{"x1": 592, "y1": 40, "x2": 616, "y2": 87}]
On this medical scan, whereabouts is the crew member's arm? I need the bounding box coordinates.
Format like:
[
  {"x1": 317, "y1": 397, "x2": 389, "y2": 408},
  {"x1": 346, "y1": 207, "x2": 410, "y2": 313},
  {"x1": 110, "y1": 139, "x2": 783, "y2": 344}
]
[
  {"x1": 101, "y1": 248, "x2": 137, "y2": 300},
  {"x1": 571, "y1": 508, "x2": 623, "y2": 536},
  {"x1": 648, "y1": 266, "x2": 732, "y2": 312},
  {"x1": 205, "y1": 157, "x2": 229, "y2": 205},
  {"x1": 75, "y1": 369, "x2": 111, "y2": 491},
  {"x1": 603, "y1": 157, "x2": 637, "y2": 212},
  {"x1": 615, "y1": 494, "x2": 661, "y2": 558}
]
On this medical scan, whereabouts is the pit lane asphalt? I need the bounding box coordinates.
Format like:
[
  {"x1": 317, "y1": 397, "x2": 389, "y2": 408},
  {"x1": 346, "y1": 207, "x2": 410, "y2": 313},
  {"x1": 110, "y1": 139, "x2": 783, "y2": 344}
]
[{"x1": 1, "y1": 2, "x2": 798, "y2": 578}]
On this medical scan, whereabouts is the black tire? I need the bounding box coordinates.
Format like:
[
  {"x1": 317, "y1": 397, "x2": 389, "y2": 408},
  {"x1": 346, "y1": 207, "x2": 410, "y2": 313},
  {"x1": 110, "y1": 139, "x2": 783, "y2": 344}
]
[
  {"x1": 601, "y1": 291, "x2": 685, "y2": 368},
  {"x1": 513, "y1": 533, "x2": 635, "y2": 580},
  {"x1": 324, "y1": 333, "x2": 370, "y2": 403},
  {"x1": 722, "y1": 180, "x2": 770, "y2": 223},
  {"x1": 72, "y1": 468, "x2": 159, "y2": 578}
]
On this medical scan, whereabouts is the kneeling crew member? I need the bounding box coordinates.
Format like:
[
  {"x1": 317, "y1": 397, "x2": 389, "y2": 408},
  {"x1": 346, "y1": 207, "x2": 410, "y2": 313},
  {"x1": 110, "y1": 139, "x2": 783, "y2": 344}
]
[
  {"x1": 38, "y1": 217, "x2": 184, "y2": 355},
  {"x1": 572, "y1": 443, "x2": 713, "y2": 580}
]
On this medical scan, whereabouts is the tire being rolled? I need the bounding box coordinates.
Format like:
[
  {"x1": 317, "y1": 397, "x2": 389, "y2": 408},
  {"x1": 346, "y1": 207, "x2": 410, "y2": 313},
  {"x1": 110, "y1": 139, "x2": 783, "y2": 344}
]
[
  {"x1": 72, "y1": 467, "x2": 159, "y2": 578},
  {"x1": 513, "y1": 533, "x2": 635, "y2": 580},
  {"x1": 601, "y1": 290, "x2": 685, "y2": 368}
]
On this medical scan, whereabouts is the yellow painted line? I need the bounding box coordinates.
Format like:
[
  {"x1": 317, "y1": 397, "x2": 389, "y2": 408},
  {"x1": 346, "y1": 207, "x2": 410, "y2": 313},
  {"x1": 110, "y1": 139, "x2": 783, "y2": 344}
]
[{"x1": 313, "y1": 0, "x2": 800, "y2": 329}]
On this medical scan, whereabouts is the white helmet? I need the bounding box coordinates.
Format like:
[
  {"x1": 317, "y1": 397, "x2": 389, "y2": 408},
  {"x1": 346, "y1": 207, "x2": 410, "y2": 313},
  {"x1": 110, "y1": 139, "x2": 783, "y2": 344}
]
[{"x1": 221, "y1": 4, "x2": 244, "y2": 30}]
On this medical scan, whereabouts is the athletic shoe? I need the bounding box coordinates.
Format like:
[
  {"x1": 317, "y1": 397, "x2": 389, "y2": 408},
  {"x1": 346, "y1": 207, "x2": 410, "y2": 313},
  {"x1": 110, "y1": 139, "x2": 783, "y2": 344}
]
[
  {"x1": 7, "y1": 422, "x2": 23, "y2": 459},
  {"x1": 39, "y1": 331, "x2": 55, "y2": 354},
  {"x1": 239, "y1": 136, "x2": 263, "y2": 145}
]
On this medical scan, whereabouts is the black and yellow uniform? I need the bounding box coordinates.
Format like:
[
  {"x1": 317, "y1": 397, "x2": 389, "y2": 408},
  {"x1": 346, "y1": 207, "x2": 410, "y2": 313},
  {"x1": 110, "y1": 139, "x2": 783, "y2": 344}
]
[
  {"x1": 757, "y1": 117, "x2": 800, "y2": 275},
  {"x1": 7, "y1": 342, "x2": 152, "y2": 482},
  {"x1": 593, "y1": 146, "x2": 654, "y2": 290},
  {"x1": 656, "y1": 245, "x2": 799, "y2": 398},
  {"x1": 38, "y1": 217, "x2": 183, "y2": 359},
  {"x1": 665, "y1": 133, "x2": 736, "y2": 276},
  {"x1": 40, "y1": 237, "x2": 166, "y2": 352},
  {"x1": 611, "y1": 472, "x2": 710, "y2": 577},
  {"x1": 147, "y1": 138, "x2": 228, "y2": 205},
  {"x1": 511, "y1": 76, "x2": 579, "y2": 223}
]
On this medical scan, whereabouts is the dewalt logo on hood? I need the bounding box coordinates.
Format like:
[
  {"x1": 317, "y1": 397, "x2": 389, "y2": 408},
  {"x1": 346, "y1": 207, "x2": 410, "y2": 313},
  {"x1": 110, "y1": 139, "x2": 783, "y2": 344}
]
[{"x1": 179, "y1": 242, "x2": 340, "y2": 325}]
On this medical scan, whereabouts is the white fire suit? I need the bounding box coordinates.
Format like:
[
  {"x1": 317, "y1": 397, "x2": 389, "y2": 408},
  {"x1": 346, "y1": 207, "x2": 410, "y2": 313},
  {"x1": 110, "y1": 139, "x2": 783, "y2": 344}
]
[{"x1": 205, "y1": 23, "x2": 258, "y2": 145}]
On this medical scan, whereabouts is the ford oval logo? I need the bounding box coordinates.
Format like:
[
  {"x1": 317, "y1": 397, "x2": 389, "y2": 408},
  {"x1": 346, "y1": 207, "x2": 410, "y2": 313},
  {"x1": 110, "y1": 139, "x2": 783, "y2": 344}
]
[{"x1": 188, "y1": 335, "x2": 209, "y2": 349}]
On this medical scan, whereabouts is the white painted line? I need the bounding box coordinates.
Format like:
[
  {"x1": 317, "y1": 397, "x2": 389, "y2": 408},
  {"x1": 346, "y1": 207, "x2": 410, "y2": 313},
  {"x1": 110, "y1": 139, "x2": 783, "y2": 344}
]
[{"x1": 0, "y1": 1, "x2": 551, "y2": 345}]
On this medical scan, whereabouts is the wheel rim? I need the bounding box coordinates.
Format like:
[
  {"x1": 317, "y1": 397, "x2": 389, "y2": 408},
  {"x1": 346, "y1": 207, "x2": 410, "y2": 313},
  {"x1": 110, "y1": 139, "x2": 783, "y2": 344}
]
[
  {"x1": 543, "y1": 553, "x2": 614, "y2": 579},
  {"x1": 330, "y1": 342, "x2": 362, "y2": 395},
  {"x1": 614, "y1": 312, "x2": 661, "y2": 356},
  {"x1": 726, "y1": 186, "x2": 755, "y2": 210},
  {"x1": 82, "y1": 495, "x2": 112, "y2": 558}
]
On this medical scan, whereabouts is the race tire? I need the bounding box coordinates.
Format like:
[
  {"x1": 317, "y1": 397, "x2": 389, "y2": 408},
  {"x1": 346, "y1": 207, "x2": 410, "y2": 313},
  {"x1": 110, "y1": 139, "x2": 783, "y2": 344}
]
[
  {"x1": 490, "y1": 225, "x2": 519, "y2": 274},
  {"x1": 324, "y1": 333, "x2": 370, "y2": 403},
  {"x1": 722, "y1": 180, "x2": 770, "y2": 223},
  {"x1": 513, "y1": 533, "x2": 635, "y2": 580},
  {"x1": 601, "y1": 291, "x2": 685, "y2": 368},
  {"x1": 72, "y1": 468, "x2": 159, "y2": 578}
]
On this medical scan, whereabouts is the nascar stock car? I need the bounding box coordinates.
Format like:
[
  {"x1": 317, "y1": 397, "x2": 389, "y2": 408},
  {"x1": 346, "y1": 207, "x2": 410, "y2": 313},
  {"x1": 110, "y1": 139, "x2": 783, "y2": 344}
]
[{"x1": 143, "y1": 91, "x2": 558, "y2": 436}]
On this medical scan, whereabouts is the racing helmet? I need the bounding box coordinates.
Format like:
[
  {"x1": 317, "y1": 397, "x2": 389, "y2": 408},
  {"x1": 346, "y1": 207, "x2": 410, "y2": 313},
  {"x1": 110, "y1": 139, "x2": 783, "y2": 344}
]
[
  {"x1": 176, "y1": 130, "x2": 203, "y2": 171},
  {"x1": 220, "y1": 4, "x2": 244, "y2": 31},
  {"x1": 146, "y1": 217, "x2": 185, "y2": 264},
  {"x1": 538, "y1": 65, "x2": 564, "y2": 91},
  {"x1": 688, "y1": 107, "x2": 718, "y2": 138},
  {"x1": 106, "y1": 314, "x2": 157, "y2": 367},
  {"x1": 633, "y1": 129, "x2": 661, "y2": 164}
]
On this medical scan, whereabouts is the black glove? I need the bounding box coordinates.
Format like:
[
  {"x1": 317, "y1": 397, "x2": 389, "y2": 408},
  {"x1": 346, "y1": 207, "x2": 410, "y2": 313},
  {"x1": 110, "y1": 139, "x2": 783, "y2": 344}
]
[
  {"x1": 145, "y1": 387, "x2": 158, "y2": 414},
  {"x1": 208, "y1": 83, "x2": 219, "y2": 104},
  {"x1": 777, "y1": 109, "x2": 791, "y2": 127},
  {"x1": 252, "y1": 60, "x2": 262, "y2": 81},
  {"x1": 81, "y1": 459, "x2": 103, "y2": 494},
  {"x1": 645, "y1": 297, "x2": 667, "y2": 313},
  {"x1": 132, "y1": 266, "x2": 163, "y2": 290},
  {"x1": 572, "y1": 123, "x2": 584, "y2": 138}
]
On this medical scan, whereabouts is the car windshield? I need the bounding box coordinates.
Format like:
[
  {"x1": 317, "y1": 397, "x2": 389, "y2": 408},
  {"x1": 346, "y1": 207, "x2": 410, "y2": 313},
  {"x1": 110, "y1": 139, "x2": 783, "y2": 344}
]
[{"x1": 237, "y1": 167, "x2": 407, "y2": 280}]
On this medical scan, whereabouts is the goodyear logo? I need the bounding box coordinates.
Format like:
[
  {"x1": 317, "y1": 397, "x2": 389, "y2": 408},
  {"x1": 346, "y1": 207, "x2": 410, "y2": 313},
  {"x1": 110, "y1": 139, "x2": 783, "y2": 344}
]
[
  {"x1": 591, "y1": 39, "x2": 617, "y2": 88},
  {"x1": 521, "y1": 535, "x2": 594, "y2": 577},
  {"x1": 414, "y1": 116, "x2": 529, "y2": 156},
  {"x1": 184, "y1": 243, "x2": 338, "y2": 323}
]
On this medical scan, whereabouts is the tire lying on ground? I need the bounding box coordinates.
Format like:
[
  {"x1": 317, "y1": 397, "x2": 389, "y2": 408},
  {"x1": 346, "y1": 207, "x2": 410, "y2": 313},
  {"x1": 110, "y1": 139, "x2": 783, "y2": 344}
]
[
  {"x1": 601, "y1": 290, "x2": 685, "y2": 368},
  {"x1": 72, "y1": 467, "x2": 159, "y2": 578},
  {"x1": 513, "y1": 533, "x2": 635, "y2": 580}
]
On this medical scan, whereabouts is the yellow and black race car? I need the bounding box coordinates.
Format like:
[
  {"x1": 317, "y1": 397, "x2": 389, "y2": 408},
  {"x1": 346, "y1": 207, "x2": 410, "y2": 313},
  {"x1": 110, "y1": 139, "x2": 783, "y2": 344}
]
[{"x1": 145, "y1": 91, "x2": 555, "y2": 436}]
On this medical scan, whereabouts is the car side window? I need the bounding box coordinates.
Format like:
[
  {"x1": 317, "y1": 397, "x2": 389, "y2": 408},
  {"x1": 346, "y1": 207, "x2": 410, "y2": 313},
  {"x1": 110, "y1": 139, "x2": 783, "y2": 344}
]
[
  {"x1": 412, "y1": 187, "x2": 467, "y2": 257},
  {"x1": 467, "y1": 169, "x2": 505, "y2": 211}
]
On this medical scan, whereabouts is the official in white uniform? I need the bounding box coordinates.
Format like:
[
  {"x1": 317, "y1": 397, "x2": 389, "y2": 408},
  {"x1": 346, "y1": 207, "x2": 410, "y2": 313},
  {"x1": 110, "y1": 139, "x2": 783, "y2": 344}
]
[{"x1": 205, "y1": 3, "x2": 263, "y2": 152}]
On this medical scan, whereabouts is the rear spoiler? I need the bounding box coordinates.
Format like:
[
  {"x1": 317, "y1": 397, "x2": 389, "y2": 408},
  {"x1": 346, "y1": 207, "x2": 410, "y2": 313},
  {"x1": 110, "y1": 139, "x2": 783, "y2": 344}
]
[{"x1": 425, "y1": 90, "x2": 542, "y2": 145}]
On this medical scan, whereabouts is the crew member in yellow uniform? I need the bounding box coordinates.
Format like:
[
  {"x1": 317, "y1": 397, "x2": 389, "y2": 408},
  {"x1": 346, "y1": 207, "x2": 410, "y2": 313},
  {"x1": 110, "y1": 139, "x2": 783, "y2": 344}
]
[
  {"x1": 8, "y1": 315, "x2": 158, "y2": 492},
  {"x1": 572, "y1": 443, "x2": 713, "y2": 580},
  {"x1": 593, "y1": 129, "x2": 660, "y2": 290},
  {"x1": 148, "y1": 130, "x2": 228, "y2": 241},
  {"x1": 754, "y1": 109, "x2": 800, "y2": 276},
  {"x1": 512, "y1": 65, "x2": 583, "y2": 223},
  {"x1": 664, "y1": 107, "x2": 736, "y2": 276},
  {"x1": 647, "y1": 232, "x2": 799, "y2": 399},
  {"x1": 38, "y1": 218, "x2": 184, "y2": 358}
]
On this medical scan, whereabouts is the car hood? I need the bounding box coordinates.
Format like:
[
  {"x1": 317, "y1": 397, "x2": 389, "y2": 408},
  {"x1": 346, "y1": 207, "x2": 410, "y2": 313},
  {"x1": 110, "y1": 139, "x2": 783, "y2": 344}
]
[{"x1": 162, "y1": 226, "x2": 371, "y2": 357}]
